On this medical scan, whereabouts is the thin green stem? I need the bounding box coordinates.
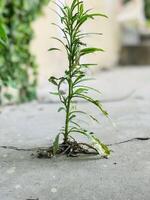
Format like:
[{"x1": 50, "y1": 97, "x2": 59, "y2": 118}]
[
  {"x1": 64, "y1": 3, "x2": 76, "y2": 142},
  {"x1": 64, "y1": 79, "x2": 72, "y2": 142}
]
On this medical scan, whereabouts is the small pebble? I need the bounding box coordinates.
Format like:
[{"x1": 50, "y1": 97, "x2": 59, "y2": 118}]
[
  {"x1": 51, "y1": 187, "x2": 57, "y2": 193},
  {"x1": 15, "y1": 185, "x2": 22, "y2": 189},
  {"x1": 103, "y1": 164, "x2": 107, "y2": 168}
]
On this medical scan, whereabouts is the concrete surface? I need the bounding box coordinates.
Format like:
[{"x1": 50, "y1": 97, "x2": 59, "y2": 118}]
[{"x1": 0, "y1": 67, "x2": 150, "y2": 200}]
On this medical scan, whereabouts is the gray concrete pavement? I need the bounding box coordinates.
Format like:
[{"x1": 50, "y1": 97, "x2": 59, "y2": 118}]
[{"x1": 0, "y1": 67, "x2": 150, "y2": 200}]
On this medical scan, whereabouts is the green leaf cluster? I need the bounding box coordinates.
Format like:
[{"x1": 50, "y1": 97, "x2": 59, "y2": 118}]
[
  {"x1": 0, "y1": 23, "x2": 7, "y2": 47},
  {"x1": 145, "y1": 0, "x2": 150, "y2": 20},
  {"x1": 0, "y1": 0, "x2": 49, "y2": 103},
  {"x1": 49, "y1": 0, "x2": 110, "y2": 157}
]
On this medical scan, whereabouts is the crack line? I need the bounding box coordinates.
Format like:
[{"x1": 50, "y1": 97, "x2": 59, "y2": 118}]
[
  {"x1": 107, "y1": 137, "x2": 150, "y2": 146},
  {"x1": 0, "y1": 137, "x2": 149, "y2": 151}
]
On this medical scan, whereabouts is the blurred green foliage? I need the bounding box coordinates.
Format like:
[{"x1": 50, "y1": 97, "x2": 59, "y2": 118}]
[
  {"x1": 0, "y1": 0, "x2": 49, "y2": 103},
  {"x1": 123, "y1": 0, "x2": 130, "y2": 4},
  {"x1": 145, "y1": 0, "x2": 150, "y2": 20},
  {"x1": 0, "y1": 23, "x2": 7, "y2": 47}
]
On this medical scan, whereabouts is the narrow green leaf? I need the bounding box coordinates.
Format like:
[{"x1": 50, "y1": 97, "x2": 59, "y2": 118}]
[
  {"x1": 70, "y1": 121, "x2": 81, "y2": 128},
  {"x1": 89, "y1": 115, "x2": 100, "y2": 124},
  {"x1": 74, "y1": 85, "x2": 101, "y2": 94},
  {"x1": 58, "y1": 107, "x2": 65, "y2": 112},
  {"x1": 70, "y1": 110, "x2": 100, "y2": 124},
  {"x1": 74, "y1": 88, "x2": 88, "y2": 95},
  {"x1": 53, "y1": 134, "x2": 60, "y2": 155},
  {"x1": 75, "y1": 94, "x2": 108, "y2": 116},
  {"x1": 92, "y1": 135, "x2": 110, "y2": 155},
  {"x1": 80, "y1": 48, "x2": 104, "y2": 56},
  {"x1": 87, "y1": 13, "x2": 108, "y2": 19},
  {"x1": 81, "y1": 63, "x2": 98, "y2": 67},
  {"x1": 48, "y1": 48, "x2": 61, "y2": 52},
  {"x1": 48, "y1": 76, "x2": 58, "y2": 86},
  {"x1": 50, "y1": 92, "x2": 59, "y2": 96},
  {"x1": 69, "y1": 114, "x2": 76, "y2": 121},
  {"x1": 73, "y1": 77, "x2": 94, "y2": 86},
  {"x1": 51, "y1": 37, "x2": 66, "y2": 48}
]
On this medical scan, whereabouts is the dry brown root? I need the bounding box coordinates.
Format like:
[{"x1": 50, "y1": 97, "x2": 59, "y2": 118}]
[{"x1": 36, "y1": 140, "x2": 99, "y2": 158}]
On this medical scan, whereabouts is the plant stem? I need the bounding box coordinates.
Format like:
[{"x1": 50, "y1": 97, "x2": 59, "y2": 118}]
[
  {"x1": 64, "y1": 80, "x2": 71, "y2": 143},
  {"x1": 64, "y1": 59, "x2": 73, "y2": 142},
  {"x1": 64, "y1": 5, "x2": 75, "y2": 143}
]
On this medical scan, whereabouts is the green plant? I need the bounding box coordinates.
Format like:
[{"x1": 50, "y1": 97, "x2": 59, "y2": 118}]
[
  {"x1": 0, "y1": 0, "x2": 49, "y2": 104},
  {"x1": 38, "y1": 0, "x2": 110, "y2": 158}
]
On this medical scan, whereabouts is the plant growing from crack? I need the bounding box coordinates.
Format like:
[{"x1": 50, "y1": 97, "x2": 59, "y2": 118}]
[{"x1": 39, "y1": 0, "x2": 110, "y2": 158}]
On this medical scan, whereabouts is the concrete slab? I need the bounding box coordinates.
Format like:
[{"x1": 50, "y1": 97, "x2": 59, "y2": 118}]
[{"x1": 0, "y1": 67, "x2": 150, "y2": 200}]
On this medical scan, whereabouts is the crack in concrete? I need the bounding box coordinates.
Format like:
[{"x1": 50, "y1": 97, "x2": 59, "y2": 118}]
[
  {"x1": 0, "y1": 137, "x2": 149, "y2": 152},
  {"x1": 26, "y1": 199, "x2": 39, "y2": 200},
  {"x1": 0, "y1": 146, "x2": 47, "y2": 151},
  {"x1": 107, "y1": 137, "x2": 150, "y2": 146}
]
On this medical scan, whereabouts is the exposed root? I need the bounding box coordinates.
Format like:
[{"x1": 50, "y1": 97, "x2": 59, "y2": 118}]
[{"x1": 37, "y1": 140, "x2": 99, "y2": 158}]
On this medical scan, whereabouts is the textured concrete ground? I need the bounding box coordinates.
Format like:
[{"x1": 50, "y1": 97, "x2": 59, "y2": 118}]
[{"x1": 0, "y1": 67, "x2": 150, "y2": 200}]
